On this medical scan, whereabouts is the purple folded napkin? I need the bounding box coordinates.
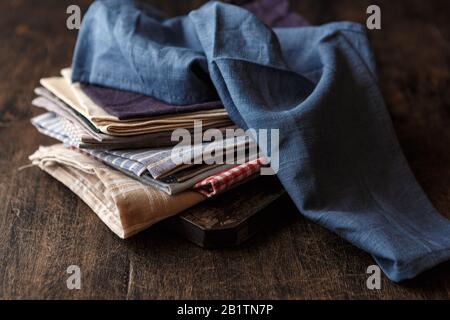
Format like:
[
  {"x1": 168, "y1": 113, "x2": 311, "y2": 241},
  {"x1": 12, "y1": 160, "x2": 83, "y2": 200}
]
[{"x1": 80, "y1": 84, "x2": 222, "y2": 120}]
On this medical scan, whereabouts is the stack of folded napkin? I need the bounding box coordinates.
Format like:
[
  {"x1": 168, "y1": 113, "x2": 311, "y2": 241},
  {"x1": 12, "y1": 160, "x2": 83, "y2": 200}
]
[
  {"x1": 28, "y1": 0, "x2": 450, "y2": 282},
  {"x1": 29, "y1": 0, "x2": 300, "y2": 238},
  {"x1": 29, "y1": 67, "x2": 267, "y2": 238}
]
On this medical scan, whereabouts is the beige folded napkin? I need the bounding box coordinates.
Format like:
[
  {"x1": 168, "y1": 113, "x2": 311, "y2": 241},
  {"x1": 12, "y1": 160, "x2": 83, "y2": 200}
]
[{"x1": 29, "y1": 144, "x2": 205, "y2": 238}]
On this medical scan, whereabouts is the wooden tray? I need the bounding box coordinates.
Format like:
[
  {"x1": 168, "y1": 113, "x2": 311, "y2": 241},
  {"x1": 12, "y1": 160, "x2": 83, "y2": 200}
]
[{"x1": 163, "y1": 177, "x2": 286, "y2": 248}]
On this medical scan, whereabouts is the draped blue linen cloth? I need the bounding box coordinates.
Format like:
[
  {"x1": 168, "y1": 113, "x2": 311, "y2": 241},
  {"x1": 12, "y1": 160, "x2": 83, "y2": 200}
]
[{"x1": 71, "y1": 0, "x2": 450, "y2": 282}]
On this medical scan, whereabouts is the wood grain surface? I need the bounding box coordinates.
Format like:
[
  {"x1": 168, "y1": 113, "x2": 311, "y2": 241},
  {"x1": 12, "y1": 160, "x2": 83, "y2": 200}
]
[{"x1": 0, "y1": 0, "x2": 449, "y2": 299}]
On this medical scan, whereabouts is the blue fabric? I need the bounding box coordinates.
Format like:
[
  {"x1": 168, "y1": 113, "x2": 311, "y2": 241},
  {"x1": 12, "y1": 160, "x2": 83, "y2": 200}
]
[{"x1": 71, "y1": 0, "x2": 450, "y2": 282}]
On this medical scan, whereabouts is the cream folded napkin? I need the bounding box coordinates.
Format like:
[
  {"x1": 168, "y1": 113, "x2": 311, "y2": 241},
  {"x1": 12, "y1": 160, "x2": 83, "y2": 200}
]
[{"x1": 29, "y1": 144, "x2": 206, "y2": 238}]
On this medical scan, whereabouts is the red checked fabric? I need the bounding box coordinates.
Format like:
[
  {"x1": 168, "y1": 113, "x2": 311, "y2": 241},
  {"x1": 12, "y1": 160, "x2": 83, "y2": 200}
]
[{"x1": 193, "y1": 158, "x2": 265, "y2": 197}]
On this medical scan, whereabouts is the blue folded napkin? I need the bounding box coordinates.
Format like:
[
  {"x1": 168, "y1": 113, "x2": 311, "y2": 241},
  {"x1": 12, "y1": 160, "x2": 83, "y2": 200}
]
[{"x1": 71, "y1": 0, "x2": 450, "y2": 282}]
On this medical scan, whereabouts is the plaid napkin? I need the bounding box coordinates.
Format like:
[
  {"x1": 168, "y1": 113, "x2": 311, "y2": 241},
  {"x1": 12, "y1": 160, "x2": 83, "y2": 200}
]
[{"x1": 194, "y1": 158, "x2": 265, "y2": 197}]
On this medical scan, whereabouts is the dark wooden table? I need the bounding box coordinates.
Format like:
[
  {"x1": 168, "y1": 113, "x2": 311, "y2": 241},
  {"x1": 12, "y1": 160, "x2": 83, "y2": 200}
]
[{"x1": 0, "y1": 0, "x2": 449, "y2": 299}]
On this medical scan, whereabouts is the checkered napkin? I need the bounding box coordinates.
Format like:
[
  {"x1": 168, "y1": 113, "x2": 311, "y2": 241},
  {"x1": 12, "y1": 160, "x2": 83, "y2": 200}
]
[{"x1": 193, "y1": 158, "x2": 265, "y2": 197}]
